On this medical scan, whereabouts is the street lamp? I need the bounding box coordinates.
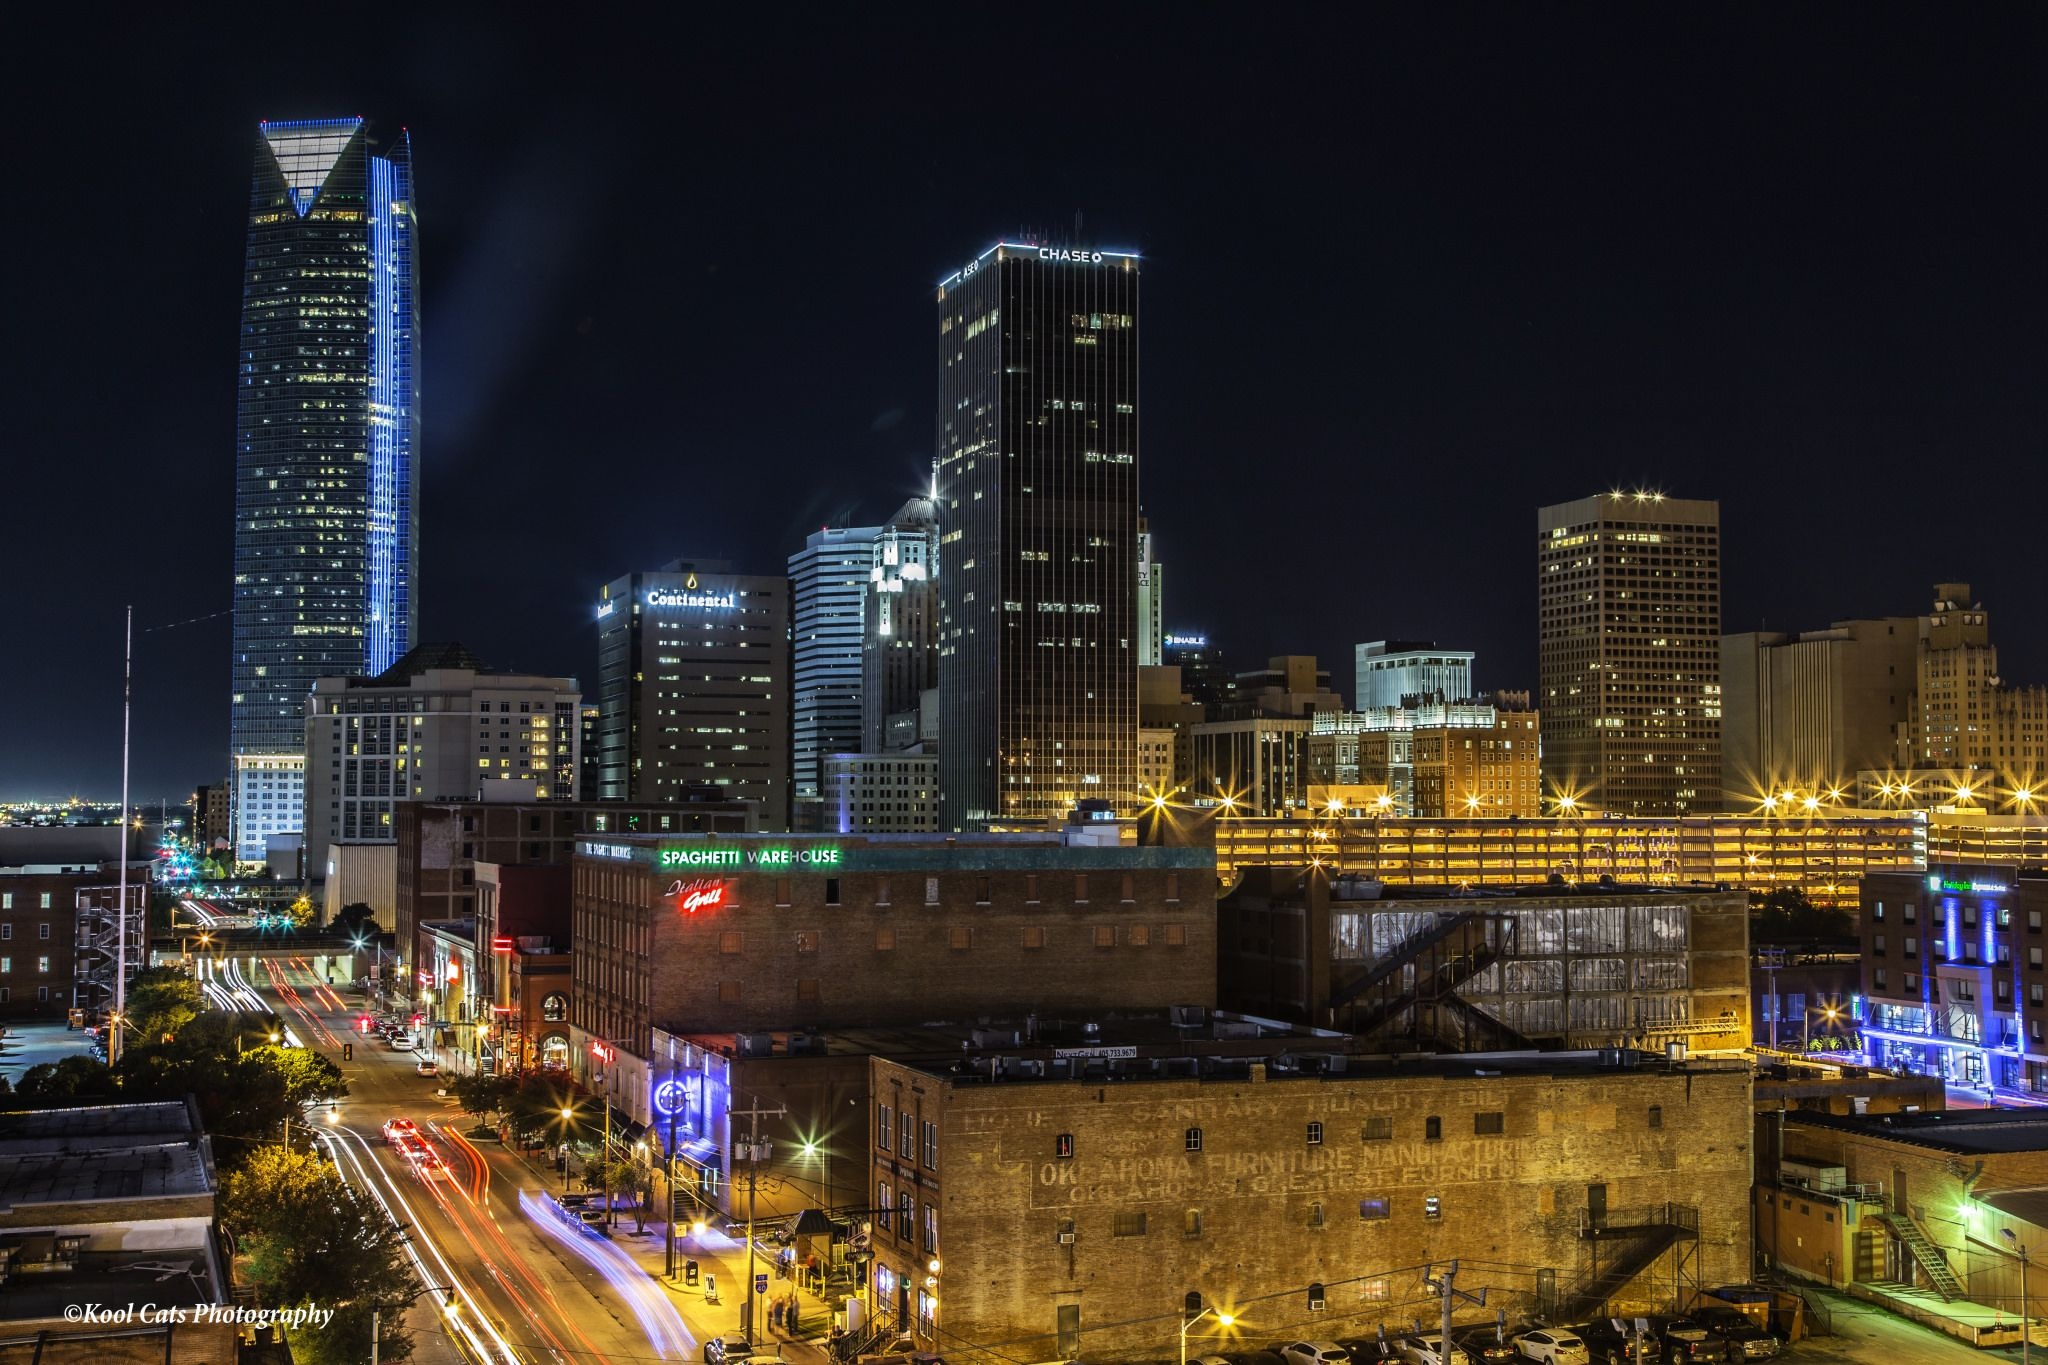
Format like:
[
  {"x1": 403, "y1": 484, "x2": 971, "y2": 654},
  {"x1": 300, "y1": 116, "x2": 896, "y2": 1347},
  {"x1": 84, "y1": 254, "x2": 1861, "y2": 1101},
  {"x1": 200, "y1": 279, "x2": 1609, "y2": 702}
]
[
  {"x1": 1179, "y1": 1304, "x2": 1234, "y2": 1365},
  {"x1": 558, "y1": 1105, "x2": 578, "y2": 1193},
  {"x1": 2005, "y1": 1229, "x2": 2033, "y2": 1365}
]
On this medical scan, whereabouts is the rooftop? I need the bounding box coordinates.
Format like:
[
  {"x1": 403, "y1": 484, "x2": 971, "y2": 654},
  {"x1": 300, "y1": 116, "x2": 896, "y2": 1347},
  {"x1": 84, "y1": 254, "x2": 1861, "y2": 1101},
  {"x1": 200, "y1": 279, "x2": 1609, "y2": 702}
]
[
  {"x1": 666, "y1": 1011, "x2": 1740, "y2": 1088},
  {"x1": 0, "y1": 1246, "x2": 222, "y2": 1321},
  {"x1": 1786, "y1": 1107, "x2": 2048, "y2": 1155},
  {"x1": 0, "y1": 1100, "x2": 214, "y2": 1209}
]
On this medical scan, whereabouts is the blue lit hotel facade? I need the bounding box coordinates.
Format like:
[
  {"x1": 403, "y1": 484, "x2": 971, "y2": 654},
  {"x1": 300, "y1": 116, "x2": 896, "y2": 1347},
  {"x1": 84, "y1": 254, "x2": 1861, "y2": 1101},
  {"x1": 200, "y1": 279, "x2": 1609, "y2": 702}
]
[
  {"x1": 1859, "y1": 866, "x2": 2048, "y2": 1093},
  {"x1": 229, "y1": 119, "x2": 419, "y2": 860}
]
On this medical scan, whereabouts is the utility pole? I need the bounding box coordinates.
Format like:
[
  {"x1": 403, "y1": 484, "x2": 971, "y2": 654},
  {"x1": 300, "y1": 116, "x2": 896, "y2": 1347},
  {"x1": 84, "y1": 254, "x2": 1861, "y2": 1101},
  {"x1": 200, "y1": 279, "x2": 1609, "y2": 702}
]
[
  {"x1": 1421, "y1": 1260, "x2": 1485, "y2": 1361},
  {"x1": 664, "y1": 1069, "x2": 682, "y2": 1278},
  {"x1": 111, "y1": 605, "x2": 132, "y2": 1067},
  {"x1": 734, "y1": 1096, "x2": 787, "y2": 1344}
]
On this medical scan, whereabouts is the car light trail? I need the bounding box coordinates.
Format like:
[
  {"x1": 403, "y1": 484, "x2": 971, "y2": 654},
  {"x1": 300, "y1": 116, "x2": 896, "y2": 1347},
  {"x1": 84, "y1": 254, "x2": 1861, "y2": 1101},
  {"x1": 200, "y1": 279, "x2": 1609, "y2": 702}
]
[
  {"x1": 518, "y1": 1188, "x2": 695, "y2": 1360},
  {"x1": 324, "y1": 1124, "x2": 523, "y2": 1365}
]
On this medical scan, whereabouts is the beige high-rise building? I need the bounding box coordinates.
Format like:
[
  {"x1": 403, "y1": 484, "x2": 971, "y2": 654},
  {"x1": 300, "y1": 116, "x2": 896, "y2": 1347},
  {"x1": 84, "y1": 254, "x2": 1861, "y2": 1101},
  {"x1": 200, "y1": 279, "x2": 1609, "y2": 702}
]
[
  {"x1": 1720, "y1": 617, "x2": 1918, "y2": 805},
  {"x1": 303, "y1": 643, "x2": 582, "y2": 878},
  {"x1": 1538, "y1": 491, "x2": 1721, "y2": 815},
  {"x1": 1904, "y1": 583, "x2": 2048, "y2": 776}
]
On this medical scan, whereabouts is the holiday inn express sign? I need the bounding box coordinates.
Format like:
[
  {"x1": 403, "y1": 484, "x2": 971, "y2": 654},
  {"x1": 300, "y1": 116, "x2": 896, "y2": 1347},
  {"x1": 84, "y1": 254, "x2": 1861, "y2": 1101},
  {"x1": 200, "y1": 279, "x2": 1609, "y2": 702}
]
[{"x1": 658, "y1": 844, "x2": 843, "y2": 871}]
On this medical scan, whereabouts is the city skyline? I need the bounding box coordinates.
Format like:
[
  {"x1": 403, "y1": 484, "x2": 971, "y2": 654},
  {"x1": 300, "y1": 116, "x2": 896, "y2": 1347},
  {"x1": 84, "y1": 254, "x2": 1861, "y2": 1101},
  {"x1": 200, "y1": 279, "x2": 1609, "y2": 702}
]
[{"x1": 8, "y1": 9, "x2": 2048, "y2": 800}]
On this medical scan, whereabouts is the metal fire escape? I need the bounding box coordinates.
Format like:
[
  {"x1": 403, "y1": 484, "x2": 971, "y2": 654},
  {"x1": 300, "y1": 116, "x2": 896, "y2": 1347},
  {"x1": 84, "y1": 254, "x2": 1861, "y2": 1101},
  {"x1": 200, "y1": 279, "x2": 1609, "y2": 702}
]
[
  {"x1": 73, "y1": 887, "x2": 141, "y2": 1017},
  {"x1": 1331, "y1": 911, "x2": 1529, "y2": 1049},
  {"x1": 1550, "y1": 1202, "x2": 1701, "y2": 1320}
]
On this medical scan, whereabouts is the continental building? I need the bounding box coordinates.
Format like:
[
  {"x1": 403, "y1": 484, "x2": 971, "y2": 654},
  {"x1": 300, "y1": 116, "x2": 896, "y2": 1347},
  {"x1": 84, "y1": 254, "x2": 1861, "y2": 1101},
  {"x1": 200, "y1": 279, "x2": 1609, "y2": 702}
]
[
  {"x1": 792, "y1": 524, "x2": 883, "y2": 831},
  {"x1": 566, "y1": 832, "x2": 1218, "y2": 1093},
  {"x1": 1219, "y1": 872, "x2": 1749, "y2": 1050},
  {"x1": 1538, "y1": 492, "x2": 1720, "y2": 816},
  {"x1": 1720, "y1": 617, "x2": 1917, "y2": 805},
  {"x1": 1198, "y1": 811, "x2": 1928, "y2": 909},
  {"x1": 936, "y1": 241, "x2": 1141, "y2": 828},
  {"x1": 303, "y1": 642, "x2": 580, "y2": 875},
  {"x1": 595, "y1": 559, "x2": 791, "y2": 824},
  {"x1": 1859, "y1": 866, "x2": 2048, "y2": 1094},
  {"x1": 867, "y1": 1042, "x2": 1751, "y2": 1362},
  {"x1": 231, "y1": 118, "x2": 419, "y2": 861}
]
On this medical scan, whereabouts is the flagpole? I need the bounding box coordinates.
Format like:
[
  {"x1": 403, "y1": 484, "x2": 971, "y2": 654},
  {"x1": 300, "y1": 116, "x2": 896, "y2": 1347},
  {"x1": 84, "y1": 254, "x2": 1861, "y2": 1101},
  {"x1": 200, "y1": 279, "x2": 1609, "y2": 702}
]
[{"x1": 112, "y1": 605, "x2": 132, "y2": 1066}]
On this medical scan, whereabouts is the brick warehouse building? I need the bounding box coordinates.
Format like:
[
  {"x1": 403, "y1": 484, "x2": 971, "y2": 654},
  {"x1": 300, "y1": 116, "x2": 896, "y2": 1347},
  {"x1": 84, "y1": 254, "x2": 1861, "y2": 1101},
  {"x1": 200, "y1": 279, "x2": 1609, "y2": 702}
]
[
  {"x1": 1218, "y1": 870, "x2": 1750, "y2": 1053},
  {"x1": 568, "y1": 832, "x2": 1217, "y2": 1123},
  {"x1": 866, "y1": 1040, "x2": 1752, "y2": 1363}
]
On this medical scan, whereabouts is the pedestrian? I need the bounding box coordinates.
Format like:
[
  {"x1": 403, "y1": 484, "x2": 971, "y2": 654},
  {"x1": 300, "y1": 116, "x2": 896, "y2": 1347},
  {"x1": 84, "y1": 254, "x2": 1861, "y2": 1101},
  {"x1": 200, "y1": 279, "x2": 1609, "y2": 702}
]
[
  {"x1": 786, "y1": 1295, "x2": 801, "y2": 1336},
  {"x1": 771, "y1": 1297, "x2": 785, "y2": 1331}
]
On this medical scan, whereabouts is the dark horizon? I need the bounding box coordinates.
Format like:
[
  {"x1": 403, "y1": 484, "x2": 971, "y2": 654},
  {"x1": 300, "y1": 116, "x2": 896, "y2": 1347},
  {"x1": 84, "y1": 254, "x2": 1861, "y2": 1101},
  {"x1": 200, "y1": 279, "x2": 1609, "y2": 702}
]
[{"x1": 7, "y1": 8, "x2": 2047, "y2": 801}]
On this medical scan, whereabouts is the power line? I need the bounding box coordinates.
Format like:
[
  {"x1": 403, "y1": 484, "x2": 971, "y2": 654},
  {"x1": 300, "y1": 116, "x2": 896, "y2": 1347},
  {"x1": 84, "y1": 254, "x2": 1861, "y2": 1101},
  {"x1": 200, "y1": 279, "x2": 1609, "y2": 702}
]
[{"x1": 140, "y1": 608, "x2": 233, "y2": 634}]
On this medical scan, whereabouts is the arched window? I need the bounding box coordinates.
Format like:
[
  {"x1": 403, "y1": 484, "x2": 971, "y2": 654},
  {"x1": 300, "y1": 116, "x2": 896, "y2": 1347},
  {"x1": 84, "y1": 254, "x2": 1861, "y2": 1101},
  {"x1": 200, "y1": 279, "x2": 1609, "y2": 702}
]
[{"x1": 541, "y1": 993, "x2": 568, "y2": 1022}]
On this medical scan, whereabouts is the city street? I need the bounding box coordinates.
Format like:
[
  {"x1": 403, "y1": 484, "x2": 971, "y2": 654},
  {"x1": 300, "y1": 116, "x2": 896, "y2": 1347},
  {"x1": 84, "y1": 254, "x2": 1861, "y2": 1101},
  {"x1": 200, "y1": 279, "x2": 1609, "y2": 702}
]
[{"x1": 231, "y1": 954, "x2": 706, "y2": 1365}]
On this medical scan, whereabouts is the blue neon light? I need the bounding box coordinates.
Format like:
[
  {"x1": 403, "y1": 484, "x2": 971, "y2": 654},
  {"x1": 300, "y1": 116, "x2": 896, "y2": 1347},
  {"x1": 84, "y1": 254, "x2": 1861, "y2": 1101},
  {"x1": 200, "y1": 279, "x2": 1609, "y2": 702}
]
[
  {"x1": 1860, "y1": 1025, "x2": 2019, "y2": 1056},
  {"x1": 363, "y1": 140, "x2": 416, "y2": 674}
]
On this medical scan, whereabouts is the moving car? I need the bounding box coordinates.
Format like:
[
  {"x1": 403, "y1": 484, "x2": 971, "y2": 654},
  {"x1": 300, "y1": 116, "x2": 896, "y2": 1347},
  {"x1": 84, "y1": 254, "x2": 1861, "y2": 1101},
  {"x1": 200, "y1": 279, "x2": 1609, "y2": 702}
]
[
  {"x1": 1280, "y1": 1343, "x2": 1352, "y2": 1365},
  {"x1": 1577, "y1": 1321, "x2": 1660, "y2": 1364},
  {"x1": 382, "y1": 1117, "x2": 419, "y2": 1145},
  {"x1": 1511, "y1": 1329, "x2": 1588, "y2": 1365},
  {"x1": 1687, "y1": 1308, "x2": 1778, "y2": 1360},
  {"x1": 416, "y1": 1059, "x2": 440, "y2": 1076}
]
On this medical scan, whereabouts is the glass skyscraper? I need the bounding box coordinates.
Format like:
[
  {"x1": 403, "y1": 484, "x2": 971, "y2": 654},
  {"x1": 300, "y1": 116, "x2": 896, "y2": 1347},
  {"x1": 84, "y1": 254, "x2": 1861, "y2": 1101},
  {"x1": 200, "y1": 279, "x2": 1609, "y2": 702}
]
[
  {"x1": 230, "y1": 118, "x2": 419, "y2": 860},
  {"x1": 790, "y1": 523, "x2": 883, "y2": 831},
  {"x1": 935, "y1": 241, "x2": 1141, "y2": 828}
]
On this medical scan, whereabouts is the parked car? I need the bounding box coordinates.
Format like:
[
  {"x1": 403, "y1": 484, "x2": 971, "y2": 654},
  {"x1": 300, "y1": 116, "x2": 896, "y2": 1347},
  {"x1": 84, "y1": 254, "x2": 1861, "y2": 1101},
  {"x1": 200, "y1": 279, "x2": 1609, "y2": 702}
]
[
  {"x1": 416, "y1": 1060, "x2": 440, "y2": 1076},
  {"x1": 1511, "y1": 1329, "x2": 1589, "y2": 1365},
  {"x1": 704, "y1": 1337, "x2": 754, "y2": 1365},
  {"x1": 1687, "y1": 1308, "x2": 1777, "y2": 1360},
  {"x1": 1338, "y1": 1338, "x2": 1406, "y2": 1365},
  {"x1": 1650, "y1": 1321, "x2": 1716, "y2": 1362},
  {"x1": 1279, "y1": 1342, "x2": 1352, "y2": 1365},
  {"x1": 1397, "y1": 1332, "x2": 1473, "y2": 1365},
  {"x1": 1577, "y1": 1320, "x2": 1660, "y2": 1365},
  {"x1": 1452, "y1": 1330, "x2": 1519, "y2": 1365},
  {"x1": 1225, "y1": 1353, "x2": 1288, "y2": 1365}
]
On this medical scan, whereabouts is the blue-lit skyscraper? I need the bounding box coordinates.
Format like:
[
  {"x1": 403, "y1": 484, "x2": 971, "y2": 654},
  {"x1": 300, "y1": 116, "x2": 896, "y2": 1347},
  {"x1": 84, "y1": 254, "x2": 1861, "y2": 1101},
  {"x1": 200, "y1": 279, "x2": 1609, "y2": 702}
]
[{"x1": 229, "y1": 119, "x2": 419, "y2": 860}]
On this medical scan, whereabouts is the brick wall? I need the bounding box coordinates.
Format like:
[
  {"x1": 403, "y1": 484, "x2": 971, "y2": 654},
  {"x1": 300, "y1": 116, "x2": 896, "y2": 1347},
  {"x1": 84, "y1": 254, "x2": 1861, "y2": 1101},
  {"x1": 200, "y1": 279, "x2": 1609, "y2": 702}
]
[{"x1": 869, "y1": 1061, "x2": 1753, "y2": 1363}]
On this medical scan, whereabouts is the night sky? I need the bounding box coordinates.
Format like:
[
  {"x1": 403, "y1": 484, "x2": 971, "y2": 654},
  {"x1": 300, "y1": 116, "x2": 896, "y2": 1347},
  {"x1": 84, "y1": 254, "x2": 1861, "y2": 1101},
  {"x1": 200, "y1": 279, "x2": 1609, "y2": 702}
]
[{"x1": 8, "y1": 9, "x2": 2047, "y2": 801}]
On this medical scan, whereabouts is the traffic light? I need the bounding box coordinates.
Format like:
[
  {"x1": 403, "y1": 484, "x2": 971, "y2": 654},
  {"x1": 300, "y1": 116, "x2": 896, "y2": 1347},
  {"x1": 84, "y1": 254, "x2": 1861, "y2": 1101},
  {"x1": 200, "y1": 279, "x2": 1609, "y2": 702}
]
[{"x1": 343, "y1": 1043, "x2": 353, "y2": 1061}]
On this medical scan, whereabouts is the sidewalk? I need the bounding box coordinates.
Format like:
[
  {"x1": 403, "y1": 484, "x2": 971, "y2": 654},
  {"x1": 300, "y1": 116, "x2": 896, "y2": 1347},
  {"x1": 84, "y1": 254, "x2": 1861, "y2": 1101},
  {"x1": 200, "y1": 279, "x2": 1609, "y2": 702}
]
[{"x1": 503, "y1": 1139, "x2": 844, "y2": 1362}]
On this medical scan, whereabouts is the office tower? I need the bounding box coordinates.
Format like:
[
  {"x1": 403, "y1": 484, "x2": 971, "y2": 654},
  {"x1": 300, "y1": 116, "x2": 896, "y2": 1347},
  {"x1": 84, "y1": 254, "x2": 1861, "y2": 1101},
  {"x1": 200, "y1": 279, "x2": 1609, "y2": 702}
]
[
  {"x1": 230, "y1": 118, "x2": 419, "y2": 861},
  {"x1": 594, "y1": 559, "x2": 790, "y2": 825},
  {"x1": 1164, "y1": 634, "x2": 1235, "y2": 712},
  {"x1": 1137, "y1": 516, "x2": 1163, "y2": 668},
  {"x1": 1537, "y1": 491, "x2": 1721, "y2": 815},
  {"x1": 791, "y1": 524, "x2": 883, "y2": 831},
  {"x1": 578, "y1": 703, "x2": 601, "y2": 802},
  {"x1": 936, "y1": 240, "x2": 1141, "y2": 827},
  {"x1": 1720, "y1": 617, "x2": 1918, "y2": 803},
  {"x1": 1355, "y1": 641, "x2": 1475, "y2": 710},
  {"x1": 862, "y1": 495, "x2": 941, "y2": 751},
  {"x1": 1890, "y1": 584, "x2": 2048, "y2": 795},
  {"x1": 302, "y1": 643, "x2": 580, "y2": 875}
]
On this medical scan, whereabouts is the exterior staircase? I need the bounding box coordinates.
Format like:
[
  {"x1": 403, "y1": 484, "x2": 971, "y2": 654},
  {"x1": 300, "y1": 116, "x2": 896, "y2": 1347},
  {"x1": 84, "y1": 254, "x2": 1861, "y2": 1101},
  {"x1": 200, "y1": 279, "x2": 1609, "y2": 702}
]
[
  {"x1": 1879, "y1": 1210, "x2": 1964, "y2": 1301},
  {"x1": 1554, "y1": 1204, "x2": 1700, "y2": 1321},
  {"x1": 1333, "y1": 912, "x2": 1512, "y2": 1045}
]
